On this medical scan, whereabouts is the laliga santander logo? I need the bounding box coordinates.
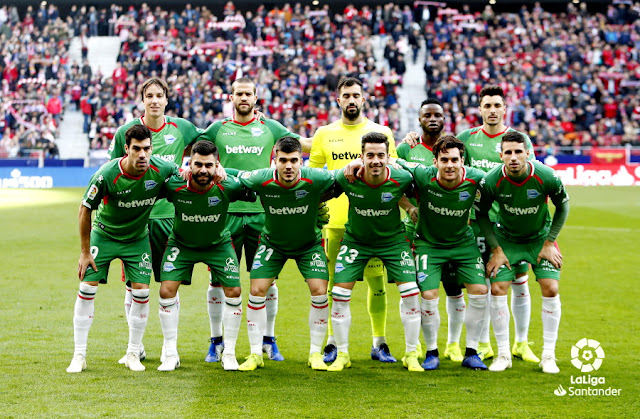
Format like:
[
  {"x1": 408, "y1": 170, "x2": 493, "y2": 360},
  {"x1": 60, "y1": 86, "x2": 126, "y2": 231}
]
[{"x1": 571, "y1": 338, "x2": 605, "y2": 372}]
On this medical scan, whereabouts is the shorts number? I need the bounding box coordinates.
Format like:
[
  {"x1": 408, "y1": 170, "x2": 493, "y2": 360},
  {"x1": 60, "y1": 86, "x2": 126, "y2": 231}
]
[
  {"x1": 255, "y1": 245, "x2": 273, "y2": 261},
  {"x1": 90, "y1": 246, "x2": 99, "y2": 259},
  {"x1": 166, "y1": 247, "x2": 180, "y2": 262},
  {"x1": 476, "y1": 237, "x2": 486, "y2": 254},
  {"x1": 415, "y1": 254, "x2": 428, "y2": 271},
  {"x1": 337, "y1": 245, "x2": 359, "y2": 264}
]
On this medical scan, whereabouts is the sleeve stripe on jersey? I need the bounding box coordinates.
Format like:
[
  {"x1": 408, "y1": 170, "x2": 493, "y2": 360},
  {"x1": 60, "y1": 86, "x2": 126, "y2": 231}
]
[
  {"x1": 168, "y1": 122, "x2": 177, "y2": 128},
  {"x1": 217, "y1": 183, "x2": 225, "y2": 191},
  {"x1": 301, "y1": 178, "x2": 314, "y2": 184},
  {"x1": 150, "y1": 165, "x2": 160, "y2": 173},
  {"x1": 465, "y1": 178, "x2": 476, "y2": 185},
  {"x1": 113, "y1": 173, "x2": 122, "y2": 185},
  {"x1": 533, "y1": 174, "x2": 544, "y2": 184},
  {"x1": 388, "y1": 178, "x2": 400, "y2": 187},
  {"x1": 262, "y1": 179, "x2": 274, "y2": 187},
  {"x1": 103, "y1": 196, "x2": 109, "y2": 205},
  {"x1": 176, "y1": 185, "x2": 188, "y2": 192}
]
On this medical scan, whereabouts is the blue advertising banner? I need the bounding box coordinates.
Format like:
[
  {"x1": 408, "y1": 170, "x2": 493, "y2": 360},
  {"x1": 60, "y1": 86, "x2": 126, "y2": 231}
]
[{"x1": 0, "y1": 167, "x2": 98, "y2": 188}]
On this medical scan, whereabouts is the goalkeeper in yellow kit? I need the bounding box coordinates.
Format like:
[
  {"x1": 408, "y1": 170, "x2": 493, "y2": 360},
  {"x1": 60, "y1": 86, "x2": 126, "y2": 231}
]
[{"x1": 309, "y1": 77, "x2": 399, "y2": 363}]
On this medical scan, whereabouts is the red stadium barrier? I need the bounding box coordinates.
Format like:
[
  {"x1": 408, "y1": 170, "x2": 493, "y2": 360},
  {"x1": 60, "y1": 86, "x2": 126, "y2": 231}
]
[{"x1": 552, "y1": 164, "x2": 640, "y2": 186}]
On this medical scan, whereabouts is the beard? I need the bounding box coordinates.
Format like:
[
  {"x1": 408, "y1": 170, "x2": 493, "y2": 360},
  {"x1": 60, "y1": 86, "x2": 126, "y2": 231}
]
[
  {"x1": 235, "y1": 103, "x2": 254, "y2": 117},
  {"x1": 343, "y1": 105, "x2": 362, "y2": 121},
  {"x1": 193, "y1": 172, "x2": 213, "y2": 186}
]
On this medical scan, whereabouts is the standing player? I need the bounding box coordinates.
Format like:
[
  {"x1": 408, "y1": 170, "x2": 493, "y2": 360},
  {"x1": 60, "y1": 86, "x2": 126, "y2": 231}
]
[
  {"x1": 475, "y1": 131, "x2": 569, "y2": 373},
  {"x1": 328, "y1": 132, "x2": 422, "y2": 372},
  {"x1": 156, "y1": 141, "x2": 256, "y2": 372},
  {"x1": 456, "y1": 85, "x2": 537, "y2": 362},
  {"x1": 108, "y1": 77, "x2": 203, "y2": 364},
  {"x1": 397, "y1": 98, "x2": 468, "y2": 363},
  {"x1": 396, "y1": 136, "x2": 489, "y2": 370},
  {"x1": 310, "y1": 77, "x2": 399, "y2": 363},
  {"x1": 198, "y1": 77, "x2": 311, "y2": 363},
  {"x1": 67, "y1": 125, "x2": 179, "y2": 373},
  {"x1": 228, "y1": 137, "x2": 336, "y2": 371}
]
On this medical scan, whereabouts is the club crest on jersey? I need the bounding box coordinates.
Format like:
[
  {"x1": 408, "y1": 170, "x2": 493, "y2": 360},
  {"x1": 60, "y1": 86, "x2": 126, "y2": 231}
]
[
  {"x1": 381, "y1": 192, "x2": 393, "y2": 203},
  {"x1": 208, "y1": 196, "x2": 221, "y2": 206},
  {"x1": 163, "y1": 262, "x2": 176, "y2": 272},
  {"x1": 295, "y1": 190, "x2": 309, "y2": 200},
  {"x1": 251, "y1": 127, "x2": 264, "y2": 137},
  {"x1": 145, "y1": 180, "x2": 158, "y2": 190},
  {"x1": 164, "y1": 134, "x2": 177, "y2": 145},
  {"x1": 495, "y1": 143, "x2": 502, "y2": 153},
  {"x1": 527, "y1": 189, "x2": 540, "y2": 199},
  {"x1": 459, "y1": 191, "x2": 471, "y2": 201}
]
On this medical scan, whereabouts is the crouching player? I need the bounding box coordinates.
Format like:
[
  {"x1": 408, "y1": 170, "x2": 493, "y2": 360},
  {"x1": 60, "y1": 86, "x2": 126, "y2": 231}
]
[
  {"x1": 329, "y1": 132, "x2": 423, "y2": 372},
  {"x1": 156, "y1": 140, "x2": 256, "y2": 371},
  {"x1": 396, "y1": 136, "x2": 489, "y2": 370},
  {"x1": 231, "y1": 137, "x2": 337, "y2": 371},
  {"x1": 475, "y1": 131, "x2": 569, "y2": 373}
]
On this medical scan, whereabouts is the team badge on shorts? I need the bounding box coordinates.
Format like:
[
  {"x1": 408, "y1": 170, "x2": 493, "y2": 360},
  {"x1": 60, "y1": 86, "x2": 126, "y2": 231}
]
[
  {"x1": 381, "y1": 192, "x2": 393, "y2": 203},
  {"x1": 417, "y1": 272, "x2": 428, "y2": 283},
  {"x1": 145, "y1": 180, "x2": 157, "y2": 190},
  {"x1": 335, "y1": 262, "x2": 346, "y2": 273},
  {"x1": 163, "y1": 262, "x2": 176, "y2": 272},
  {"x1": 208, "y1": 196, "x2": 221, "y2": 206},
  {"x1": 252, "y1": 260, "x2": 263, "y2": 270}
]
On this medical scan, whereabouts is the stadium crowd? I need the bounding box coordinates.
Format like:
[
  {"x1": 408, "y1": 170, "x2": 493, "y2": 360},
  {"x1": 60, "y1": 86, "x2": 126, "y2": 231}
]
[
  {"x1": 422, "y1": 1, "x2": 640, "y2": 151},
  {"x1": 1, "y1": 2, "x2": 639, "y2": 158}
]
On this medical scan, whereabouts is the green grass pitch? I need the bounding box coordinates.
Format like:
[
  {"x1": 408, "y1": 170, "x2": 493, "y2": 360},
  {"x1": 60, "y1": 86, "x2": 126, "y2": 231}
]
[{"x1": 0, "y1": 186, "x2": 638, "y2": 417}]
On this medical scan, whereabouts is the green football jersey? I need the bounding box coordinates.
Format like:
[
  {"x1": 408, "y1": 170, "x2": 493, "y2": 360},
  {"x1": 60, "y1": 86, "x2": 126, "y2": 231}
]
[
  {"x1": 82, "y1": 156, "x2": 179, "y2": 242},
  {"x1": 398, "y1": 160, "x2": 484, "y2": 247},
  {"x1": 397, "y1": 140, "x2": 435, "y2": 207},
  {"x1": 162, "y1": 175, "x2": 255, "y2": 248},
  {"x1": 457, "y1": 126, "x2": 534, "y2": 221},
  {"x1": 237, "y1": 167, "x2": 336, "y2": 252},
  {"x1": 108, "y1": 116, "x2": 203, "y2": 219},
  {"x1": 335, "y1": 166, "x2": 413, "y2": 246},
  {"x1": 476, "y1": 160, "x2": 569, "y2": 242},
  {"x1": 200, "y1": 117, "x2": 300, "y2": 213}
]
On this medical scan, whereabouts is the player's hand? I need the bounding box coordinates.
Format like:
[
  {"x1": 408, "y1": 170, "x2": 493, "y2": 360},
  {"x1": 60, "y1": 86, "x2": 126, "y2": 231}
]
[
  {"x1": 254, "y1": 109, "x2": 266, "y2": 120},
  {"x1": 343, "y1": 158, "x2": 364, "y2": 183},
  {"x1": 537, "y1": 240, "x2": 562, "y2": 269},
  {"x1": 180, "y1": 166, "x2": 191, "y2": 181},
  {"x1": 78, "y1": 252, "x2": 97, "y2": 280},
  {"x1": 408, "y1": 206, "x2": 419, "y2": 224},
  {"x1": 402, "y1": 131, "x2": 420, "y2": 147},
  {"x1": 389, "y1": 157, "x2": 402, "y2": 170},
  {"x1": 317, "y1": 202, "x2": 330, "y2": 228},
  {"x1": 214, "y1": 163, "x2": 227, "y2": 182},
  {"x1": 486, "y1": 247, "x2": 510, "y2": 279}
]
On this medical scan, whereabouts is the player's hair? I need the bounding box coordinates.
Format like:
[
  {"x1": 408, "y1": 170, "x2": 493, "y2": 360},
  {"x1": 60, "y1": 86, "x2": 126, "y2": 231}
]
[
  {"x1": 191, "y1": 140, "x2": 219, "y2": 158},
  {"x1": 232, "y1": 77, "x2": 256, "y2": 94},
  {"x1": 361, "y1": 132, "x2": 389, "y2": 152},
  {"x1": 501, "y1": 130, "x2": 526, "y2": 145},
  {"x1": 433, "y1": 135, "x2": 465, "y2": 158},
  {"x1": 274, "y1": 136, "x2": 302, "y2": 154},
  {"x1": 139, "y1": 77, "x2": 169, "y2": 101},
  {"x1": 421, "y1": 98, "x2": 442, "y2": 108},
  {"x1": 337, "y1": 76, "x2": 363, "y2": 94},
  {"x1": 479, "y1": 84, "x2": 505, "y2": 103},
  {"x1": 125, "y1": 124, "x2": 152, "y2": 146}
]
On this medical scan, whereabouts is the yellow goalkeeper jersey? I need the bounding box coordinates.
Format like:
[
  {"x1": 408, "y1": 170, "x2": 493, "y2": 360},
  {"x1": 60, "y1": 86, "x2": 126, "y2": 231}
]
[{"x1": 309, "y1": 118, "x2": 397, "y2": 228}]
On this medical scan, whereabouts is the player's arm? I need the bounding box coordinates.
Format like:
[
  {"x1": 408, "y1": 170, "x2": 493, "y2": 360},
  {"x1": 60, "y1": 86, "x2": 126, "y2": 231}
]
[
  {"x1": 474, "y1": 179, "x2": 510, "y2": 277},
  {"x1": 78, "y1": 205, "x2": 97, "y2": 280},
  {"x1": 308, "y1": 130, "x2": 326, "y2": 169},
  {"x1": 401, "y1": 132, "x2": 420, "y2": 147},
  {"x1": 108, "y1": 127, "x2": 126, "y2": 159},
  {"x1": 399, "y1": 196, "x2": 418, "y2": 223},
  {"x1": 299, "y1": 137, "x2": 312, "y2": 154},
  {"x1": 227, "y1": 175, "x2": 257, "y2": 203},
  {"x1": 538, "y1": 175, "x2": 570, "y2": 268},
  {"x1": 523, "y1": 133, "x2": 536, "y2": 160}
]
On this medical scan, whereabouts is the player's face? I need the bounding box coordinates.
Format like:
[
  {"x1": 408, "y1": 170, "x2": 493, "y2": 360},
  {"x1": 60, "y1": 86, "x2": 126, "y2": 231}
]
[
  {"x1": 231, "y1": 82, "x2": 257, "y2": 117},
  {"x1": 362, "y1": 142, "x2": 388, "y2": 177},
  {"x1": 500, "y1": 141, "x2": 529, "y2": 177},
  {"x1": 275, "y1": 150, "x2": 302, "y2": 184},
  {"x1": 418, "y1": 104, "x2": 444, "y2": 134},
  {"x1": 479, "y1": 95, "x2": 505, "y2": 127},
  {"x1": 124, "y1": 138, "x2": 152, "y2": 175},
  {"x1": 434, "y1": 147, "x2": 463, "y2": 183},
  {"x1": 337, "y1": 84, "x2": 365, "y2": 121},
  {"x1": 142, "y1": 83, "x2": 168, "y2": 118},
  {"x1": 190, "y1": 153, "x2": 216, "y2": 187}
]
